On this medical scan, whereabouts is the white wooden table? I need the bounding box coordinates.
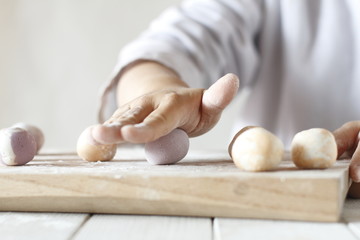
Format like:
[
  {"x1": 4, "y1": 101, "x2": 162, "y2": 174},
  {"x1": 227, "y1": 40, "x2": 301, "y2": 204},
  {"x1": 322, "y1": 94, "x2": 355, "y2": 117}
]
[{"x1": 0, "y1": 199, "x2": 360, "y2": 240}]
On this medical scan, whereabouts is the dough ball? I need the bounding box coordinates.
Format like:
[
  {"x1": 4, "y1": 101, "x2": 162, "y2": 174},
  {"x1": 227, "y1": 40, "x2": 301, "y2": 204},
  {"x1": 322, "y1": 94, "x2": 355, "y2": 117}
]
[
  {"x1": 77, "y1": 126, "x2": 117, "y2": 162},
  {"x1": 12, "y1": 122, "x2": 44, "y2": 153},
  {"x1": 228, "y1": 127, "x2": 284, "y2": 172},
  {"x1": 145, "y1": 129, "x2": 189, "y2": 165},
  {"x1": 0, "y1": 127, "x2": 37, "y2": 166},
  {"x1": 291, "y1": 128, "x2": 337, "y2": 169}
]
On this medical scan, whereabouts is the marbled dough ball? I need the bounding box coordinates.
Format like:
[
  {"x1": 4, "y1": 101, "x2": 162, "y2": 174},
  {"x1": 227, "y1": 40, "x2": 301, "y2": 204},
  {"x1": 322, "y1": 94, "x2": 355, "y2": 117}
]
[
  {"x1": 12, "y1": 122, "x2": 44, "y2": 153},
  {"x1": 0, "y1": 127, "x2": 37, "y2": 166},
  {"x1": 77, "y1": 126, "x2": 117, "y2": 162},
  {"x1": 228, "y1": 126, "x2": 284, "y2": 172},
  {"x1": 291, "y1": 128, "x2": 337, "y2": 169},
  {"x1": 145, "y1": 129, "x2": 189, "y2": 165}
]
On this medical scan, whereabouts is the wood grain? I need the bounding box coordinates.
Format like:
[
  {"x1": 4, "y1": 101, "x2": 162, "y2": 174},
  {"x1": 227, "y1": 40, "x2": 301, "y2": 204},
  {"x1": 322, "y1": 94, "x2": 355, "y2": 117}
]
[
  {"x1": 0, "y1": 212, "x2": 88, "y2": 240},
  {"x1": 0, "y1": 148, "x2": 351, "y2": 222},
  {"x1": 73, "y1": 215, "x2": 211, "y2": 240},
  {"x1": 213, "y1": 218, "x2": 357, "y2": 240}
]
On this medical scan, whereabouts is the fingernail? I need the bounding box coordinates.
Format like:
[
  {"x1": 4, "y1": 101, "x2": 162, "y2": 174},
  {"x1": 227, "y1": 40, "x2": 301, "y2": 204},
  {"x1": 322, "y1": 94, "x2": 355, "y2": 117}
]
[{"x1": 82, "y1": 126, "x2": 101, "y2": 145}]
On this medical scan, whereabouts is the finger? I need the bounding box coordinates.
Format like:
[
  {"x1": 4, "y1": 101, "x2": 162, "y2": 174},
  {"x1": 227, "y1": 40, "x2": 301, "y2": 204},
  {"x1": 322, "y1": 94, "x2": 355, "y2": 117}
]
[
  {"x1": 349, "y1": 143, "x2": 360, "y2": 182},
  {"x1": 92, "y1": 123, "x2": 124, "y2": 145},
  {"x1": 93, "y1": 106, "x2": 153, "y2": 144},
  {"x1": 202, "y1": 73, "x2": 239, "y2": 114},
  {"x1": 105, "y1": 102, "x2": 153, "y2": 125},
  {"x1": 333, "y1": 121, "x2": 360, "y2": 158},
  {"x1": 121, "y1": 98, "x2": 184, "y2": 143}
]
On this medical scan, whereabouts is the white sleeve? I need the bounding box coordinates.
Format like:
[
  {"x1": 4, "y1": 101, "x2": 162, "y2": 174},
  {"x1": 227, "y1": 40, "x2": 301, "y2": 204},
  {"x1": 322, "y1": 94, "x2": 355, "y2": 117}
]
[{"x1": 98, "y1": 0, "x2": 263, "y2": 123}]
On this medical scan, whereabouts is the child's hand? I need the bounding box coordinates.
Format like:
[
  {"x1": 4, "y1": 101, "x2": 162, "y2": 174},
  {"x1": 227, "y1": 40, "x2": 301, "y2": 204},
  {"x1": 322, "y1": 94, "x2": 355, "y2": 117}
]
[
  {"x1": 92, "y1": 73, "x2": 239, "y2": 144},
  {"x1": 333, "y1": 121, "x2": 360, "y2": 197}
]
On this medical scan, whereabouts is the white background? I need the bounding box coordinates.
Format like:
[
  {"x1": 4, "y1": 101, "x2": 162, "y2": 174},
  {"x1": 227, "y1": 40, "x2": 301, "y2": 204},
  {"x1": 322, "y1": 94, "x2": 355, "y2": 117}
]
[{"x1": 0, "y1": 0, "x2": 239, "y2": 151}]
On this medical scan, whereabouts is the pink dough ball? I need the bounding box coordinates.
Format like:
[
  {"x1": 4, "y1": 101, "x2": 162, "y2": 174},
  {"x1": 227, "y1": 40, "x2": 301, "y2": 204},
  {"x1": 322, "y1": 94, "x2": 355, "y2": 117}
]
[
  {"x1": 145, "y1": 129, "x2": 189, "y2": 165},
  {"x1": 0, "y1": 127, "x2": 37, "y2": 166},
  {"x1": 12, "y1": 123, "x2": 45, "y2": 153}
]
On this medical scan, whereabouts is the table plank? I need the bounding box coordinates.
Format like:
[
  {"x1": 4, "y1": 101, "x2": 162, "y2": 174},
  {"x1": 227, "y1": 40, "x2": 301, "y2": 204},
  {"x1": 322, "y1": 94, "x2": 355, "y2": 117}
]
[
  {"x1": 73, "y1": 215, "x2": 212, "y2": 240},
  {"x1": 214, "y1": 217, "x2": 358, "y2": 240},
  {"x1": 342, "y1": 199, "x2": 360, "y2": 238},
  {"x1": 0, "y1": 148, "x2": 350, "y2": 222},
  {"x1": 0, "y1": 212, "x2": 88, "y2": 240}
]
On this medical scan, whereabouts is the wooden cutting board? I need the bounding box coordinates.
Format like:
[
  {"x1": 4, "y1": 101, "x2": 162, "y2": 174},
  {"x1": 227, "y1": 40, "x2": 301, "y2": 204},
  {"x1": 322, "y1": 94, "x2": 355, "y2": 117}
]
[{"x1": 0, "y1": 147, "x2": 351, "y2": 222}]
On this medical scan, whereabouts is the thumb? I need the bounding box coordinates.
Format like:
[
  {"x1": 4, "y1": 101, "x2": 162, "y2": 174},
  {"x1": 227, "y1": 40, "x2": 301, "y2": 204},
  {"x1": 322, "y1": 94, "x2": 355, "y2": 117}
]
[
  {"x1": 202, "y1": 73, "x2": 240, "y2": 114},
  {"x1": 333, "y1": 121, "x2": 360, "y2": 158},
  {"x1": 188, "y1": 73, "x2": 239, "y2": 137}
]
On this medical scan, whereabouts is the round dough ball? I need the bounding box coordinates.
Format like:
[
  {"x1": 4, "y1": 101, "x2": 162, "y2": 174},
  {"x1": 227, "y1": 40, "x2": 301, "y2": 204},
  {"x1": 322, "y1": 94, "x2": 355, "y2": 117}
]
[
  {"x1": 12, "y1": 122, "x2": 44, "y2": 153},
  {"x1": 77, "y1": 126, "x2": 117, "y2": 162},
  {"x1": 145, "y1": 129, "x2": 189, "y2": 165},
  {"x1": 291, "y1": 128, "x2": 337, "y2": 169},
  {"x1": 0, "y1": 127, "x2": 37, "y2": 166},
  {"x1": 228, "y1": 127, "x2": 284, "y2": 172}
]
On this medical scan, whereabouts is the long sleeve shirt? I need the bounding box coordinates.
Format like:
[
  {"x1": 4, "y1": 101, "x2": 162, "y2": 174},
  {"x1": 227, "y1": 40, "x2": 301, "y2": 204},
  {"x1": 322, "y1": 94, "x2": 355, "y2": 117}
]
[{"x1": 99, "y1": 0, "x2": 360, "y2": 147}]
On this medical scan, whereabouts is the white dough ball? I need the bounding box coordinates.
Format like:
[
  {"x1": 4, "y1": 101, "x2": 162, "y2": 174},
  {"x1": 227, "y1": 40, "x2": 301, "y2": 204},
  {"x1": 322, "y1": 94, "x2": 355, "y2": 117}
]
[
  {"x1": 12, "y1": 122, "x2": 44, "y2": 153},
  {"x1": 291, "y1": 128, "x2": 337, "y2": 169},
  {"x1": 77, "y1": 126, "x2": 117, "y2": 162},
  {"x1": 228, "y1": 127, "x2": 284, "y2": 172},
  {"x1": 145, "y1": 129, "x2": 189, "y2": 165}
]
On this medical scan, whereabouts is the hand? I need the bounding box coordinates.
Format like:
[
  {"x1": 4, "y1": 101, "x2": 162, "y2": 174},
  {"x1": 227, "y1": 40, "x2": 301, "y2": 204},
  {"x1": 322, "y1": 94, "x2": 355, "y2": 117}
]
[
  {"x1": 92, "y1": 73, "x2": 239, "y2": 144},
  {"x1": 333, "y1": 121, "x2": 360, "y2": 198}
]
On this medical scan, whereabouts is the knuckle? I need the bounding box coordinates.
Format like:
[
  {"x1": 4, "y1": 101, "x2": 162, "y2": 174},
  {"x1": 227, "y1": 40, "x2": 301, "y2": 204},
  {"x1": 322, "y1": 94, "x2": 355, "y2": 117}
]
[
  {"x1": 148, "y1": 113, "x2": 169, "y2": 126},
  {"x1": 163, "y1": 91, "x2": 182, "y2": 105},
  {"x1": 120, "y1": 115, "x2": 137, "y2": 124},
  {"x1": 130, "y1": 95, "x2": 151, "y2": 107}
]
